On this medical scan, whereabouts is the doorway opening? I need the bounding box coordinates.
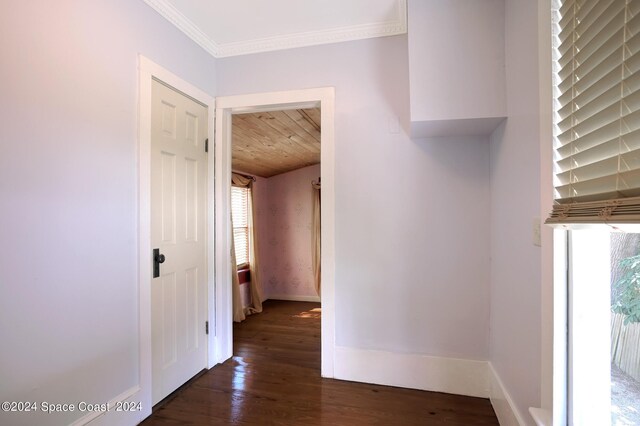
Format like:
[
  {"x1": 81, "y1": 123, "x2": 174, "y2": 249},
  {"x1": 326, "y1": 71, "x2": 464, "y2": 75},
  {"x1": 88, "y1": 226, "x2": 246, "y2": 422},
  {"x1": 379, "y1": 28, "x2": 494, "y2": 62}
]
[
  {"x1": 232, "y1": 107, "x2": 321, "y2": 303},
  {"x1": 213, "y1": 88, "x2": 335, "y2": 378}
]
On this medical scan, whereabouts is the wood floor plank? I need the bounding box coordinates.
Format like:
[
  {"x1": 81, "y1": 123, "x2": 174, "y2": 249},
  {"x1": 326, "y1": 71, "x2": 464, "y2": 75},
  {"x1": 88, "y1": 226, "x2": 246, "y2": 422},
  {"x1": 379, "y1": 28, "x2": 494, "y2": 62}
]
[{"x1": 142, "y1": 300, "x2": 498, "y2": 425}]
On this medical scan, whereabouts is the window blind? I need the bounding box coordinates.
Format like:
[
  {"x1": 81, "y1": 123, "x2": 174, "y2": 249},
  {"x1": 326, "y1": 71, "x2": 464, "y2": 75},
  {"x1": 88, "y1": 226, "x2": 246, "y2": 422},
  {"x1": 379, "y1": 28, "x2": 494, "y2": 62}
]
[
  {"x1": 548, "y1": 0, "x2": 640, "y2": 224},
  {"x1": 231, "y1": 186, "x2": 249, "y2": 266}
]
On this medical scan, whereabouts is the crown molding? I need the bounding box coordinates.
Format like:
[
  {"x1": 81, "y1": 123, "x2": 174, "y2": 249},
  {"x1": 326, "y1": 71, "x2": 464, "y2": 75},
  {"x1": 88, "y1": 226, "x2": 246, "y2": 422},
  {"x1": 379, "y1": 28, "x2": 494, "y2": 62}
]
[
  {"x1": 215, "y1": 17, "x2": 407, "y2": 58},
  {"x1": 142, "y1": 0, "x2": 220, "y2": 57},
  {"x1": 142, "y1": 0, "x2": 407, "y2": 58}
]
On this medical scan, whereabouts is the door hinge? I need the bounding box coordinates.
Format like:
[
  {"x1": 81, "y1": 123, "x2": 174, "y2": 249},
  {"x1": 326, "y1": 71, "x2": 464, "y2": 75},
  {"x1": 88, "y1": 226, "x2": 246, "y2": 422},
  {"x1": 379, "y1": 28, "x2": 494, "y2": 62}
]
[
  {"x1": 205, "y1": 320, "x2": 209, "y2": 335},
  {"x1": 205, "y1": 138, "x2": 208, "y2": 153}
]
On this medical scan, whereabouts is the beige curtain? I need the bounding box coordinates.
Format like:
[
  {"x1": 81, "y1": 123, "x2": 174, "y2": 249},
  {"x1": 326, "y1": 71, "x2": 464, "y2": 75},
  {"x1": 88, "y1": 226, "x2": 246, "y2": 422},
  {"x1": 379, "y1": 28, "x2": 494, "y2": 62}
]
[
  {"x1": 231, "y1": 173, "x2": 263, "y2": 322},
  {"x1": 312, "y1": 179, "x2": 321, "y2": 296},
  {"x1": 230, "y1": 211, "x2": 245, "y2": 322}
]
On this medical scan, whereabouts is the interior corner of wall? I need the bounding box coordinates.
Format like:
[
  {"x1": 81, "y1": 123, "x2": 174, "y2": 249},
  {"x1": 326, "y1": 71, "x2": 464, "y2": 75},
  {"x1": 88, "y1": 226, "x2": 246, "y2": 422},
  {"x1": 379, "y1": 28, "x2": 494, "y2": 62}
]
[{"x1": 489, "y1": 362, "x2": 527, "y2": 426}]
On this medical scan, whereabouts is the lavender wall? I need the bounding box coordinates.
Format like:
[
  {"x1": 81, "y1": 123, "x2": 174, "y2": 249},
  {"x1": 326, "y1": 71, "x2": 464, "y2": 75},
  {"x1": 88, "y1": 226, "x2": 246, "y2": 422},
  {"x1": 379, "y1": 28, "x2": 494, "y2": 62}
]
[
  {"x1": 489, "y1": 0, "x2": 543, "y2": 423},
  {"x1": 408, "y1": 0, "x2": 506, "y2": 122},
  {"x1": 0, "y1": 2, "x2": 546, "y2": 422},
  {"x1": 218, "y1": 36, "x2": 492, "y2": 360},
  {"x1": 0, "y1": 1, "x2": 216, "y2": 424}
]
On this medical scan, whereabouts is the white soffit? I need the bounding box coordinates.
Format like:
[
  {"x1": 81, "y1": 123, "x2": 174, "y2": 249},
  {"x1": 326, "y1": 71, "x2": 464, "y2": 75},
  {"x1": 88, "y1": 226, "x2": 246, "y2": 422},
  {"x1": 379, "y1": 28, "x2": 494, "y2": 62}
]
[{"x1": 142, "y1": 0, "x2": 407, "y2": 57}]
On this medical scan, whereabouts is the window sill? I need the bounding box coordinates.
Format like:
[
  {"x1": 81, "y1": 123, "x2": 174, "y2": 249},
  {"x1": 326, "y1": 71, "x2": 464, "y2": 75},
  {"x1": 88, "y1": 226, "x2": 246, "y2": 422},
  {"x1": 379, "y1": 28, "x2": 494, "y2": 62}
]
[{"x1": 237, "y1": 267, "x2": 250, "y2": 285}]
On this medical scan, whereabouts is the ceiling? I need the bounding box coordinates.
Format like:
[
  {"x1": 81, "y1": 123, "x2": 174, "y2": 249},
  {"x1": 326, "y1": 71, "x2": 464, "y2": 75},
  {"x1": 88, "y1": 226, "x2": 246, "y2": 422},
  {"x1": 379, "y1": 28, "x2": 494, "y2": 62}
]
[
  {"x1": 232, "y1": 108, "x2": 320, "y2": 178},
  {"x1": 141, "y1": 0, "x2": 407, "y2": 57}
]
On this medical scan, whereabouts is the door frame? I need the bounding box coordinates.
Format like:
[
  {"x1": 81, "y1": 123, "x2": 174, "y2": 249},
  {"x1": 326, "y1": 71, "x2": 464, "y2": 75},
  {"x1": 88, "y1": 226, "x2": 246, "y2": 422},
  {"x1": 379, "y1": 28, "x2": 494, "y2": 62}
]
[
  {"x1": 137, "y1": 56, "x2": 218, "y2": 415},
  {"x1": 215, "y1": 88, "x2": 336, "y2": 377}
]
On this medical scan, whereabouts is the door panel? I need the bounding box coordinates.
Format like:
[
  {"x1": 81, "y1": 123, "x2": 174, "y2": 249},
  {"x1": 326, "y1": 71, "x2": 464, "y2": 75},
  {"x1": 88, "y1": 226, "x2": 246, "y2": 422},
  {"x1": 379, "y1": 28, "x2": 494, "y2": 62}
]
[
  {"x1": 161, "y1": 272, "x2": 177, "y2": 367},
  {"x1": 160, "y1": 151, "x2": 176, "y2": 243},
  {"x1": 185, "y1": 158, "x2": 198, "y2": 242},
  {"x1": 151, "y1": 80, "x2": 208, "y2": 405}
]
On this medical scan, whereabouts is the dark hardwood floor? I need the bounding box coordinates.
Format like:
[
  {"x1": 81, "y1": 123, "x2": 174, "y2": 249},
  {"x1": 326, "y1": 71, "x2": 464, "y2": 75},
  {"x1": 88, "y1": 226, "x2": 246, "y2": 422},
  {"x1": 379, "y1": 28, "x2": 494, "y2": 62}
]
[{"x1": 142, "y1": 300, "x2": 499, "y2": 425}]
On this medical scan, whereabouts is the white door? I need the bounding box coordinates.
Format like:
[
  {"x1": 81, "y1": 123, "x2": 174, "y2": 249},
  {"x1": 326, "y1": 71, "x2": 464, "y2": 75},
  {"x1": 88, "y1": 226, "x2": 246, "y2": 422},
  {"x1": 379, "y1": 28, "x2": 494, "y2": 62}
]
[{"x1": 151, "y1": 79, "x2": 208, "y2": 405}]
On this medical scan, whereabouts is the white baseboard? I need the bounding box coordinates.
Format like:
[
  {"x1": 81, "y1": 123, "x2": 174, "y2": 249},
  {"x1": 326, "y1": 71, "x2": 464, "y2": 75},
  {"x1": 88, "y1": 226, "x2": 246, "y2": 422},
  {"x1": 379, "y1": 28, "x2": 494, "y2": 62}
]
[
  {"x1": 70, "y1": 386, "x2": 146, "y2": 426},
  {"x1": 267, "y1": 294, "x2": 321, "y2": 303},
  {"x1": 488, "y1": 363, "x2": 527, "y2": 426},
  {"x1": 529, "y1": 407, "x2": 552, "y2": 426},
  {"x1": 334, "y1": 346, "x2": 490, "y2": 398}
]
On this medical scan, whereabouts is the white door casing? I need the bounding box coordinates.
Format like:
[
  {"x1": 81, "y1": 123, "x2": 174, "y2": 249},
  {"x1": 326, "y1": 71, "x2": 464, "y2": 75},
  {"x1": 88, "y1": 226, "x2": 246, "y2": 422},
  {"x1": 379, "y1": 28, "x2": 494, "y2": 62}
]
[
  {"x1": 137, "y1": 60, "x2": 333, "y2": 422},
  {"x1": 138, "y1": 57, "x2": 218, "y2": 421},
  {"x1": 214, "y1": 88, "x2": 336, "y2": 377},
  {"x1": 150, "y1": 79, "x2": 208, "y2": 404}
]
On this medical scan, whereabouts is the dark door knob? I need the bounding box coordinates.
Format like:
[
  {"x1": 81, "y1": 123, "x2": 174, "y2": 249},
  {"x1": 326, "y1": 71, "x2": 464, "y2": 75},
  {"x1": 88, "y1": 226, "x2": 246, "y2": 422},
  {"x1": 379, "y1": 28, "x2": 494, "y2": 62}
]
[{"x1": 153, "y1": 248, "x2": 165, "y2": 278}]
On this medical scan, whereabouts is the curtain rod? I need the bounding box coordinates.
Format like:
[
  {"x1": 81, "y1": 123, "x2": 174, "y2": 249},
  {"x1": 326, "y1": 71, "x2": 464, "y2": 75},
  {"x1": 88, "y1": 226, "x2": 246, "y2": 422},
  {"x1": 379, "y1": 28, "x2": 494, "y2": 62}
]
[{"x1": 233, "y1": 171, "x2": 256, "y2": 181}]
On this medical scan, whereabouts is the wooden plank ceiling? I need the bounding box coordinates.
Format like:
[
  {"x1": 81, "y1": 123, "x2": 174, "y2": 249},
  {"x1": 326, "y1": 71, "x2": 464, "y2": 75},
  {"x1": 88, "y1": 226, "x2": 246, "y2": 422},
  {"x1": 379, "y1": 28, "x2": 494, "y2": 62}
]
[{"x1": 232, "y1": 108, "x2": 320, "y2": 178}]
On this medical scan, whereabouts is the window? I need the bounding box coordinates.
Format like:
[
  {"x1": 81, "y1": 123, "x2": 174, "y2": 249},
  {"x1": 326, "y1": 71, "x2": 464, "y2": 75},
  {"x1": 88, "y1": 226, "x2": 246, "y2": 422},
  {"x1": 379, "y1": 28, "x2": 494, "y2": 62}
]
[
  {"x1": 549, "y1": 0, "x2": 640, "y2": 224},
  {"x1": 567, "y1": 230, "x2": 640, "y2": 425},
  {"x1": 231, "y1": 186, "x2": 249, "y2": 267},
  {"x1": 551, "y1": 1, "x2": 640, "y2": 425}
]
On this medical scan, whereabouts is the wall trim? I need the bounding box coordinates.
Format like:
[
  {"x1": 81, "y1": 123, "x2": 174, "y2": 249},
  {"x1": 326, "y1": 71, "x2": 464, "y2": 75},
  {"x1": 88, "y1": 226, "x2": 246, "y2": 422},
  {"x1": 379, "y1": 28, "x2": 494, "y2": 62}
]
[
  {"x1": 141, "y1": 0, "x2": 220, "y2": 57},
  {"x1": 334, "y1": 346, "x2": 490, "y2": 398},
  {"x1": 69, "y1": 386, "x2": 142, "y2": 426},
  {"x1": 268, "y1": 295, "x2": 321, "y2": 303},
  {"x1": 215, "y1": 18, "x2": 407, "y2": 58},
  {"x1": 141, "y1": 0, "x2": 406, "y2": 58},
  {"x1": 488, "y1": 363, "x2": 527, "y2": 426}
]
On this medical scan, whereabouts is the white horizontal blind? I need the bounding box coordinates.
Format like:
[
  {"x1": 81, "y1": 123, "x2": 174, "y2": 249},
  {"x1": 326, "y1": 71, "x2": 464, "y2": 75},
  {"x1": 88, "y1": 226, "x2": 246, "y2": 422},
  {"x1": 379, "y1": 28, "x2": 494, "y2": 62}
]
[
  {"x1": 231, "y1": 186, "x2": 249, "y2": 266},
  {"x1": 549, "y1": 0, "x2": 640, "y2": 223}
]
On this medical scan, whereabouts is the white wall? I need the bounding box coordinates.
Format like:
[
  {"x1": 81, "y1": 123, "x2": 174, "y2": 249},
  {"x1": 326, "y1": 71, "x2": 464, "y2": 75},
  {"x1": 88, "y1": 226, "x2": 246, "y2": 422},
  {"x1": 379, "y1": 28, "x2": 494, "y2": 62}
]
[
  {"x1": 0, "y1": 1, "x2": 216, "y2": 425},
  {"x1": 489, "y1": 0, "x2": 543, "y2": 423},
  {"x1": 218, "y1": 36, "x2": 492, "y2": 362},
  {"x1": 408, "y1": 0, "x2": 506, "y2": 136}
]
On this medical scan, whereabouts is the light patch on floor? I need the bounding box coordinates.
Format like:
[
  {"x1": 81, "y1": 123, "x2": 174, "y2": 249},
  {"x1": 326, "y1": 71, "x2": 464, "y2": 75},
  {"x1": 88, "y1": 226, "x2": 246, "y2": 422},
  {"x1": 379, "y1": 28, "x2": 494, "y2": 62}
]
[{"x1": 294, "y1": 307, "x2": 321, "y2": 319}]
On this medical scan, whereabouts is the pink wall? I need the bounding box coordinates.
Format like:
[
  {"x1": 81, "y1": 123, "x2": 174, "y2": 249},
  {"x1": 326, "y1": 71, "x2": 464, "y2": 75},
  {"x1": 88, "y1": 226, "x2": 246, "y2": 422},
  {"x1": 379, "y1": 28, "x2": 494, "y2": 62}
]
[
  {"x1": 237, "y1": 166, "x2": 319, "y2": 303},
  {"x1": 261, "y1": 165, "x2": 320, "y2": 300}
]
